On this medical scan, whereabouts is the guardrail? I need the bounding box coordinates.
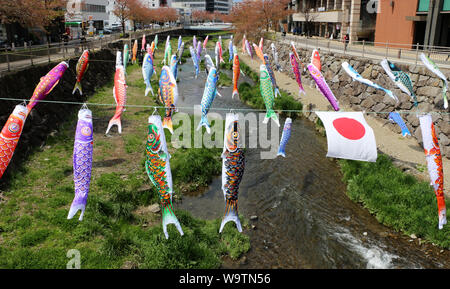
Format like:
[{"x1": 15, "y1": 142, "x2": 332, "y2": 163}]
[
  {"x1": 281, "y1": 33, "x2": 450, "y2": 68},
  {"x1": 0, "y1": 26, "x2": 182, "y2": 74}
]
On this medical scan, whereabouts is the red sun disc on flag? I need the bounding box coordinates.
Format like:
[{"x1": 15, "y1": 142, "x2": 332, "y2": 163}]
[{"x1": 332, "y1": 118, "x2": 366, "y2": 140}]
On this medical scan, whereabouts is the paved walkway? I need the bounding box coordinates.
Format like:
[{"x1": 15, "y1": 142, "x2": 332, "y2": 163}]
[
  {"x1": 239, "y1": 51, "x2": 450, "y2": 197},
  {"x1": 280, "y1": 33, "x2": 450, "y2": 70}
]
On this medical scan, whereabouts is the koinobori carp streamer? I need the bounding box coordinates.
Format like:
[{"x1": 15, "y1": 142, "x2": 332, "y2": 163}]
[
  {"x1": 193, "y1": 35, "x2": 197, "y2": 53},
  {"x1": 264, "y1": 54, "x2": 281, "y2": 98},
  {"x1": 141, "y1": 34, "x2": 146, "y2": 51},
  {"x1": 177, "y1": 42, "x2": 185, "y2": 65},
  {"x1": 420, "y1": 53, "x2": 449, "y2": 109},
  {"x1": 381, "y1": 59, "x2": 417, "y2": 107},
  {"x1": 388, "y1": 112, "x2": 411, "y2": 137},
  {"x1": 419, "y1": 114, "x2": 447, "y2": 230},
  {"x1": 106, "y1": 52, "x2": 127, "y2": 134},
  {"x1": 0, "y1": 103, "x2": 28, "y2": 179},
  {"x1": 178, "y1": 35, "x2": 182, "y2": 51},
  {"x1": 123, "y1": 44, "x2": 129, "y2": 73},
  {"x1": 68, "y1": 106, "x2": 93, "y2": 221},
  {"x1": 146, "y1": 115, "x2": 184, "y2": 239},
  {"x1": 232, "y1": 52, "x2": 241, "y2": 99},
  {"x1": 170, "y1": 55, "x2": 179, "y2": 81},
  {"x1": 159, "y1": 66, "x2": 179, "y2": 134},
  {"x1": 228, "y1": 36, "x2": 234, "y2": 63},
  {"x1": 132, "y1": 39, "x2": 138, "y2": 64},
  {"x1": 342, "y1": 62, "x2": 398, "y2": 102},
  {"x1": 260, "y1": 64, "x2": 280, "y2": 126},
  {"x1": 198, "y1": 66, "x2": 219, "y2": 134},
  {"x1": 277, "y1": 118, "x2": 292, "y2": 158},
  {"x1": 245, "y1": 39, "x2": 253, "y2": 59},
  {"x1": 220, "y1": 113, "x2": 245, "y2": 233},
  {"x1": 73, "y1": 50, "x2": 89, "y2": 95},
  {"x1": 311, "y1": 49, "x2": 321, "y2": 71},
  {"x1": 189, "y1": 46, "x2": 199, "y2": 78},
  {"x1": 271, "y1": 43, "x2": 282, "y2": 71},
  {"x1": 203, "y1": 35, "x2": 209, "y2": 51},
  {"x1": 142, "y1": 52, "x2": 155, "y2": 97},
  {"x1": 252, "y1": 43, "x2": 265, "y2": 63},
  {"x1": 290, "y1": 53, "x2": 306, "y2": 96},
  {"x1": 307, "y1": 63, "x2": 339, "y2": 111},
  {"x1": 28, "y1": 61, "x2": 69, "y2": 113},
  {"x1": 164, "y1": 40, "x2": 172, "y2": 66}
]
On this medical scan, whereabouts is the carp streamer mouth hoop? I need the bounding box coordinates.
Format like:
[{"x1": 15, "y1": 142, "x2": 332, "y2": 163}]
[{"x1": 0, "y1": 97, "x2": 449, "y2": 115}]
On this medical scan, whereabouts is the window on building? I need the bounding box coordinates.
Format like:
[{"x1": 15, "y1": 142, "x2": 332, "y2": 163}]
[
  {"x1": 443, "y1": 0, "x2": 450, "y2": 11},
  {"x1": 417, "y1": 0, "x2": 429, "y2": 12}
]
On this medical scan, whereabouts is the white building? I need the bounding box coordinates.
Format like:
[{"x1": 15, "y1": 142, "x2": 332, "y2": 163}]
[
  {"x1": 65, "y1": 0, "x2": 109, "y2": 37},
  {"x1": 106, "y1": 0, "x2": 173, "y2": 30},
  {"x1": 171, "y1": 0, "x2": 206, "y2": 23}
]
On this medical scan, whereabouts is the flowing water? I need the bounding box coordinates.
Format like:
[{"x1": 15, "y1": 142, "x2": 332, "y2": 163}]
[{"x1": 173, "y1": 60, "x2": 449, "y2": 269}]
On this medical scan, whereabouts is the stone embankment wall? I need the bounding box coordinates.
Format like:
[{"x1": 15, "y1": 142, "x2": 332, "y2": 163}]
[{"x1": 265, "y1": 40, "x2": 450, "y2": 159}]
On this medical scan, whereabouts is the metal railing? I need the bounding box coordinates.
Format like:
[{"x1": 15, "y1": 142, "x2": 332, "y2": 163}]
[
  {"x1": 280, "y1": 33, "x2": 450, "y2": 68},
  {"x1": 0, "y1": 26, "x2": 182, "y2": 75}
]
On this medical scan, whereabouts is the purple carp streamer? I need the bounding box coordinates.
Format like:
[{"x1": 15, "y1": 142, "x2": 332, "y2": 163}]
[
  {"x1": 307, "y1": 63, "x2": 339, "y2": 111},
  {"x1": 28, "y1": 61, "x2": 68, "y2": 113},
  {"x1": 68, "y1": 106, "x2": 93, "y2": 221},
  {"x1": 277, "y1": 118, "x2": 292, "y2": 158}
]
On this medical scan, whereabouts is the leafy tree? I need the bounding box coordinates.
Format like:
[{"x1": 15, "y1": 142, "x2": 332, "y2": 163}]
[{"x1": 0, "y1": 0, "x2": 67, "y2": 43}]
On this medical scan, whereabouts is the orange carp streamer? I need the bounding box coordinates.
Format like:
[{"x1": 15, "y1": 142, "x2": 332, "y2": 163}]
[
  {"x1": 419, "y1": 115, "x2": 447, "y2": 230},
  {"x1": 0, "y1": 104, "x2": 29, "y2": 179}
]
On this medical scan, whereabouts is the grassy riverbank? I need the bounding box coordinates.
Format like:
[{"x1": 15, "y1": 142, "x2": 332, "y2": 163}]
[
  {"x1": 340, "y1": 155, "x2": 450, "y2": 249},
  {"x1": 0, "y1": 36, "x2": 250, "y2": 268}
]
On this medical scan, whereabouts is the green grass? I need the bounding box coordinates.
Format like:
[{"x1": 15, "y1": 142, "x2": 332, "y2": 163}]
[
  {"x1": 0, "y1": 36, "x2": 250, "y2": 268},
  {"x1": 340, "y1": 154, "x2": 450, "y2": 248},
  {"x1": 207, "y1": 31, "x2": 233, "y2": 37},
  {"x1": 218, "y1": 71, "x2": 232, "y2": 87}
]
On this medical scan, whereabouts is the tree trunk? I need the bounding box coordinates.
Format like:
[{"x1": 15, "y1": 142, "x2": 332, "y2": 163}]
[{"x1": 122, "y1": 19, "x2": 126, "y2": 35}]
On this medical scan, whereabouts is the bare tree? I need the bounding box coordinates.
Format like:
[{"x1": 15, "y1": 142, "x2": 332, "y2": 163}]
[{"x1": 113, "y1": 0, "x2": 137, "y2": 35}]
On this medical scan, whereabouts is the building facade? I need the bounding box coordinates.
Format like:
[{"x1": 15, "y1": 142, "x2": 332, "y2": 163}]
[
  {"x1": 171, "y1": 0, "x2": 206, "y2": 23},
  {"x1": 65, "y1": 0, "x2": 109, "y2": 37},
  {"x1": 375, "y1": 0, "x2": 450, "y2": 48},
  {"x1": 289, "y1": 0, "x2": 377, "y2": 42},
  {"x1": 172, "y1": 0, "x2": 231, "y2": 23},
  {"x1": 206, "y1": 0, "x2": 233, "y2": 13}
]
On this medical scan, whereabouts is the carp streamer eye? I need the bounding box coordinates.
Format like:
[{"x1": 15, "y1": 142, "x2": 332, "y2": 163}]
[{"x1": 148, "y1": 134, "x2": 155, "y2": 142}]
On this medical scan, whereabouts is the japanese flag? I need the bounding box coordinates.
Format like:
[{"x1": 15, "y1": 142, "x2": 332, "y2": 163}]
[{"x1": 316, "y1": 111, "x2": 378, "y2": 162}]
